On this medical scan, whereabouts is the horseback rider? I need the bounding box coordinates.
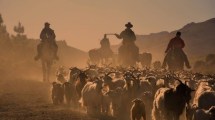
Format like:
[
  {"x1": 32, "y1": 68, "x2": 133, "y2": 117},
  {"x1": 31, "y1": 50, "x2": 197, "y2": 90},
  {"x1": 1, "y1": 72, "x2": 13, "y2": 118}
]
[
  {"x1": 100, "y1": 34, "x2": 111, "y2": 50},
  {"x1": 99, "y1": 34, "x2": 113, "y2": 63},
  {"x1": 100, "y1": 34, "x2": 113, "y2": 54},
  {"x1": 114, "y1": 22, "x2": 139, "y2": 65},
  {"x1": 34, "y1": 22, "x2": 58, "y2": 60},
  {"x1": 162, "y1": 31, "x2": 191, "y2": 69}
]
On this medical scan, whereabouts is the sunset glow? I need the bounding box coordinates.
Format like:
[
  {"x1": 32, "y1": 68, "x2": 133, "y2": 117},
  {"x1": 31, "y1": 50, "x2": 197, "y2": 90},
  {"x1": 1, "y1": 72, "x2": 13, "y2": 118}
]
[{"x1": 1, "y1": 0, "x2": 215, "y2": 51}]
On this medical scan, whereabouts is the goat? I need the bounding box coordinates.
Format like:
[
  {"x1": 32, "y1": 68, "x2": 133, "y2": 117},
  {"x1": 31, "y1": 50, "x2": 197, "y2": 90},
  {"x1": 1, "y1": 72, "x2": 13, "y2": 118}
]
[
  {"x1": 152, "y1": 78, "x2": 194, "y2": 120},
  {"x1": 193, "y1": 106, "x2": 215, "y2": 120},
  {"x1": 75, "y1": 70, "x2": 88, "y2": 99},
  {"x1": 130, "y1": 98, "x2": 146, "y2": 120},
  {"x1": 193, "y1": 80, "x2": 215, "y2": 110},
  {"x1": 79, "y1": 79, "x2": 103, "y2": 117},
  {"x1": 52, "y1": 82, "x2": 64, "y2": 105}
]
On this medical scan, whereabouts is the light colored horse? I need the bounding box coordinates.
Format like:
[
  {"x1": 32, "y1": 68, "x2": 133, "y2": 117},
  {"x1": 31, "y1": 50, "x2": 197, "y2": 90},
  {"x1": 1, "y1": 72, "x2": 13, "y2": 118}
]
[
  {"x1": 88, "y1": 47, "x2": 113, "y2": 65},
  {"x1": 40, "y1": 41, "x2": 55, "y2": 82}
]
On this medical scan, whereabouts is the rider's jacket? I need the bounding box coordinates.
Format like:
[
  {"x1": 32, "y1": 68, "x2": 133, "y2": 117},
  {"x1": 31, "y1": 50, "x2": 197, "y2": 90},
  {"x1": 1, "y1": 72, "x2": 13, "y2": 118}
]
[
  {"x1": 40, "y1": 27, "x2": 56, "y2": 42},
  {"x1": 118, "y1": 28, "x2": 136, "y2": 45},
  {"x1": 165, "y1": 36, "x2": 185, "y2": 52}
]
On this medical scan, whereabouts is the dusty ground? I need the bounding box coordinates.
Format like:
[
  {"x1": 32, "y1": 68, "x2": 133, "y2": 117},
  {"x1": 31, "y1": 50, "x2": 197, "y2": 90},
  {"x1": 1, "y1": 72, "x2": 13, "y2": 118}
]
[
  {"x1": 0, "y1": 79, "x2": 97, "y2": 120},
  {"x1": 0, "y1": 78, "x2": 188, "y2": 120}
]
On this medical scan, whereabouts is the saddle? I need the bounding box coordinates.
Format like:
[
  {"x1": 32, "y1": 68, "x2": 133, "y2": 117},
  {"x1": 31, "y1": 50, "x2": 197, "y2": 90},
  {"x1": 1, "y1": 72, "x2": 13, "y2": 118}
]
[{"x1": 166, "y1": 48, "x2": 184, "y2": 61}]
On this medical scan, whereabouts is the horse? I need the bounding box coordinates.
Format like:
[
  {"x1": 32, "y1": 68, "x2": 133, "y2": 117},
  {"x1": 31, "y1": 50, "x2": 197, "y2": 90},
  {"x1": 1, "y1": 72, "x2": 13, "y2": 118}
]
[
  {"x1": 88, "y1": 47, "x2": 113, "y2": 65},
  {"x1": 118, "y1": 43, "x2": 139, "y2": 67},
  {"x1": 139, "y1": 52, "x2": 152, "y2": 68},
  {"x1": 40, "y1": 41, "x2": 56, "y2": 82},
  {"x1": 164, "y1": 48, "x2": 185, "y2": 71}
]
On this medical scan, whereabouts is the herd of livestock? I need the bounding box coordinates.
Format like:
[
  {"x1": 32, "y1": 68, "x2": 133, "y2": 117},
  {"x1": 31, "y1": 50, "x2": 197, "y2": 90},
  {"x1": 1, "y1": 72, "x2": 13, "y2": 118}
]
[{"x1": 52, "y1": 65, "x2": 215, "y2": 120}]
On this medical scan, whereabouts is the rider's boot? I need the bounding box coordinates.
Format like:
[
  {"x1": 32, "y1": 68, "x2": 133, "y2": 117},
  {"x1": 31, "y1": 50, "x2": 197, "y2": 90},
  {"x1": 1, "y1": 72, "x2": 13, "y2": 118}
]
[
  {"x1": 185, "y1": 63, "x2": 191, "y2": 69},
  {"x1": 184, "y1": 53, "x2": 191, "y2": 69},
  {"x1": 162, "y1": 63, "x2": 167, "y2": 69},
  {"x1": 34, "y1": 54, "x2": 40, "y2": 61}
]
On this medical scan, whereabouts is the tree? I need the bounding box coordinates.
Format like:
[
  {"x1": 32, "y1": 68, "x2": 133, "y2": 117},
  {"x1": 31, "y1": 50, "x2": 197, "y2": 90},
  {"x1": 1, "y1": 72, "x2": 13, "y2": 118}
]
[
  {"x1": 14, "y1": 22, "x2": 24, "y2": 35},
  {"x1": 0, "y1": 14, "x2": 7, "y2": 33},
  {"x1": 0, "y1": 14, "x2": 9, "y2": 40},
  {"x1": 0, "y1": 14, "x2": 11, "y2": 48},
  {"x1": 0, "y1": 14, "x2": 3, "y2": 26}
]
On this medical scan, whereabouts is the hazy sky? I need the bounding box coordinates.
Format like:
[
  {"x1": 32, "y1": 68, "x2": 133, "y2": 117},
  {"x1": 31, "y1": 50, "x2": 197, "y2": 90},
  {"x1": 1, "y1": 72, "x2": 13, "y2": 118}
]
[{"x1": 0, "y1": 0, "x2": 215, "y2": 51}]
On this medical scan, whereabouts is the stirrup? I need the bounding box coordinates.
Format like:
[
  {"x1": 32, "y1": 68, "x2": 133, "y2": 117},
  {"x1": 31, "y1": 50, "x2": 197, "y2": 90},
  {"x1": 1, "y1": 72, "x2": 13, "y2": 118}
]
[{"x1": 34, "y1": 55, "x2": 40, "y2": 61}]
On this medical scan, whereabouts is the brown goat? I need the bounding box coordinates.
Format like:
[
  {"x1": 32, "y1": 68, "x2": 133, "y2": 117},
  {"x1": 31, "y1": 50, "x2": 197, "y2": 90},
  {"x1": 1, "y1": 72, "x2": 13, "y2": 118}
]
[{"x1": 131, "y1": 98, "x2": 146, "y2": 120}]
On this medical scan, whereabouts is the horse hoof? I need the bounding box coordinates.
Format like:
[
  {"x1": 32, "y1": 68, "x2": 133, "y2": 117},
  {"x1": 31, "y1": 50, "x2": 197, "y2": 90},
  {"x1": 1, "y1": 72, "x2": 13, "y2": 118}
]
[{"x1": 34, "y1": 56, "x2": 40, "y2": 61}]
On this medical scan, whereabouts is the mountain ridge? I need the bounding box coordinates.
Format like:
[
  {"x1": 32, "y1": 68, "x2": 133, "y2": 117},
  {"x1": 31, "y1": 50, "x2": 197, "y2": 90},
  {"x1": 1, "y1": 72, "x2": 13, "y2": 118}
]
[{"x1": 111, "y1": 17, "x2": 215, "y2": 64}]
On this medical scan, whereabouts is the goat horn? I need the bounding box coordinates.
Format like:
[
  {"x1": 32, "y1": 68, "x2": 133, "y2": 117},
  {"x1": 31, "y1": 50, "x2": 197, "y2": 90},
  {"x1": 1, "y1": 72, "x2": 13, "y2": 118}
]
[
  {"x1": 174, "y1": 77, "x2": 183, "y2": 84},
  {"x1": 107, "y1": 63, "x2": 112, "y2": 67}
]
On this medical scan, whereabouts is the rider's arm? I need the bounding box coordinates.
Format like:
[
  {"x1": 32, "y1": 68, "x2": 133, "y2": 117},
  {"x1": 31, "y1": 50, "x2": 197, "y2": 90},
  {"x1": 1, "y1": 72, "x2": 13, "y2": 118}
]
[
  {"x1": 40, "y1": 29, "x2": 46, "y2": 40},
  {"x1": 165, "y1": 39, "x2": 173, "y2": 53},
  {"x1": 181, "y1": 39, "x2": 185, "y2": 48},
  {"x1": 115, "y1": 31, "x2": 124, "y2": 39},
  {"x1": 115, "y1": 34, "x2": 122, "y2": 39}
]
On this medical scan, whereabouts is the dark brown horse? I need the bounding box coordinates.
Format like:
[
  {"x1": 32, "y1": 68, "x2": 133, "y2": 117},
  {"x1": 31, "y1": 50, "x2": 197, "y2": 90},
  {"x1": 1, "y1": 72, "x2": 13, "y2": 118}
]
[
  {"x1": 165, "y1": 48, "x2": 185, "y2": 71},
  {"x1": 139, "y1": 52, "x2": 152, "y2": 68},
  {"x1": 118, "y1": 43, "x2": 139, "y2": 67}
]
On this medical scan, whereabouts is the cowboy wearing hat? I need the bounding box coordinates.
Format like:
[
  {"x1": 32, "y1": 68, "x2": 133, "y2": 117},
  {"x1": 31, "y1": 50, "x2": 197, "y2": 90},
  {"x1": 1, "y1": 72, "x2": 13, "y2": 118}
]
[
  {"x1": 115, "y1": 22, "x2": 136, "y2": 45},
  {"x1": 35, "y1": 22, "x2": 58, "y2": 60},
  {"x1": 114, "y1": 22, "x2": 139, "y2": 66},
  {"x1": 40, "y1": 22, "x2": 55, "y2": 40}
]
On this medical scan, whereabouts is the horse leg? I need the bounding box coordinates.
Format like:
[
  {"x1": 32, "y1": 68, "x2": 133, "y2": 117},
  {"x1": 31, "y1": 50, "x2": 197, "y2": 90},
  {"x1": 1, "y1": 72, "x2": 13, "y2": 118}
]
[
  {"x1": 46, "y1": 62, "x2": 51, "y2": 82},
  {"x1": 42, "y1": 61, "x2": 47, "y2": 82},
  {"x1": 102, "y1": 58, "x2": 105, "y2": 65},
  {"x1": 46, "y1": 62, "x2": 52, "y2": 82}
]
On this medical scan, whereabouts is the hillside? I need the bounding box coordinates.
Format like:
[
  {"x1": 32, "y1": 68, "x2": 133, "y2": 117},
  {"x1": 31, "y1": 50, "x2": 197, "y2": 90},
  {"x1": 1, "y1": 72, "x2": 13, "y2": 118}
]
[
  {"x1": 112, "y1": 18, "x2": 215, "y2": 64},
  {"x1": 1, "y1": 17, "x2": 215, "y2": 79},
  {"x1": 0, "y1": 34, "x2": 88, "y2": 80}
]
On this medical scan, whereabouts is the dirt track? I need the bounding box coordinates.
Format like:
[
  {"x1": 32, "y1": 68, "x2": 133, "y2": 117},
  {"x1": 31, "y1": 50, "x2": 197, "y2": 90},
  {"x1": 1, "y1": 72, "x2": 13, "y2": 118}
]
[{"x1": 0, "y1": 79, "x2": 97, "y2": 120}]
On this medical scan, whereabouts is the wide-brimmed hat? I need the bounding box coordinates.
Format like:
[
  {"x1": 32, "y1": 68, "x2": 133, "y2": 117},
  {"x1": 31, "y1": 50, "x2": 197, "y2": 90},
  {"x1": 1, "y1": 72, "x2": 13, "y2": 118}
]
[
  {"x1": 125, "y1": 22, "x2": 133, "y2": 28},
  {"x1": 45, "y1": 22, "x2": 50, "y2": 26}
]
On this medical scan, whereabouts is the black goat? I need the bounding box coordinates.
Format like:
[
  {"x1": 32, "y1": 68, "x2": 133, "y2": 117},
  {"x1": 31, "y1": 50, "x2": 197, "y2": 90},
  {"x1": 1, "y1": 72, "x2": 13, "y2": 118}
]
[{"x1": 152, "y1": 78, "x2": 194, "y2": 120}]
